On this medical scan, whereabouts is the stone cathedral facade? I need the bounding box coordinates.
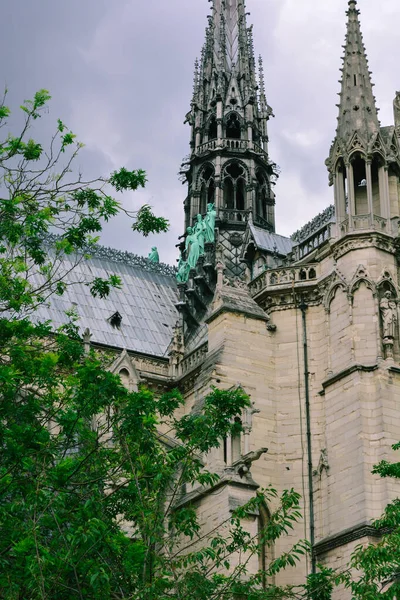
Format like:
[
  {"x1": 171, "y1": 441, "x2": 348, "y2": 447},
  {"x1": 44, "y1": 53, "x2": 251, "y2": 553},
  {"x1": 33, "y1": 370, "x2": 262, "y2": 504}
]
[{"x1": 43, "y1": 0, "x2": 400, "y2": 594}]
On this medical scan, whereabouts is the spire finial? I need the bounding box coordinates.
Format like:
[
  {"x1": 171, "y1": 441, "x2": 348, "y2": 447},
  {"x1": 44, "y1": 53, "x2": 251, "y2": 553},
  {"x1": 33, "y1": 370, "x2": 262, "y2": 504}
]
[{"x1": 334, "y1": 0, "x2": 380, "y2": 140}]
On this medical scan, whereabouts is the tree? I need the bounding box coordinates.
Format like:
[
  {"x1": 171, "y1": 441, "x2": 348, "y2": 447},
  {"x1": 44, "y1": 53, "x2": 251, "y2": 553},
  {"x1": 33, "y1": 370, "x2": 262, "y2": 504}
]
[
  {"x1": 0, "y1": 92, "x2": 311, "y2": 599},
  {"x1": 0, "y1": 88, "x2": 168, "y2": 316},
  {"x1": 346, "y1": 442, "x2": 400, "y2": 598}
]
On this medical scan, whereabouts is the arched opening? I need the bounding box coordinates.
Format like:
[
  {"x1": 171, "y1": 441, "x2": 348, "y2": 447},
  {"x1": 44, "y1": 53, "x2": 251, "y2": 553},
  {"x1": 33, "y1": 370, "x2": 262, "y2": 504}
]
[
  {"x1": 371, "y1": 155, "x2": 382, "y2": 216},
  {"x1": 224, "y1": 178, "x2": 235, "y2": 209},
  {"x1": 353, "y1": 155, "x2": 368, "y2": 215},
  {"x1": 236, "y1": 178, "x2": 245, "y2": 211},
  {"x1": 223, "y1": 162, "x2": 247, "y2": 216},
  {"x1": 208, "y1": 116, "x2": 217, "y2": 140},
  {"x1": 226, "y1": 113, "x2": 241, "y2": 139},
  {"x1": 252, "y1": 127, "x2": 260, "y2": 144},
  {"x1": 207, "y1": 178, "x2": 215, "y2": 204},
  {"x1": 231, "y1": 417, "x2": 242, "y2": 463},
  {"x1": 200, "y1": 182, "x2": 207, "y2": 216},
  {"x1": 256, "y1": 170, "x2": 272, "y2": 224},
  {"x1": 335, "y1": 159, "x2": 348, "y2": 222}
]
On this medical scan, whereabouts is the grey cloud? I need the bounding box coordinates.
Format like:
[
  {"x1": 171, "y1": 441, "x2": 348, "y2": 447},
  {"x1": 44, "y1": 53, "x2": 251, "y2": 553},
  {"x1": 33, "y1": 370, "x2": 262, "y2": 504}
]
[{"x1": 1, "y1": 0, "x2": 399, "y2": 261}]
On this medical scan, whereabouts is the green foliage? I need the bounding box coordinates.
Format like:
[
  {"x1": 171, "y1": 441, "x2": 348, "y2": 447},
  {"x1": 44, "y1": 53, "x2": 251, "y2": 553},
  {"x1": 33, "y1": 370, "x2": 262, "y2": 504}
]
[
  {"x1": 109, "y1": 166, "x2": 147, "y2": 192},
  {"x1": 132, "y1": 204, "x2": 170, "y2": 237},
  {"x1": 0, "y1": 318, "x2": 310, "y2": 598},
  {"x1": 346, "y1": 442, "x2": 400, "y2": 598},
  {"x1": 0, "y1": 89, "x2": 312, "y2": 599},
  {"x1": 0, "y1": 90, "x2": 169, "y2": 315}
]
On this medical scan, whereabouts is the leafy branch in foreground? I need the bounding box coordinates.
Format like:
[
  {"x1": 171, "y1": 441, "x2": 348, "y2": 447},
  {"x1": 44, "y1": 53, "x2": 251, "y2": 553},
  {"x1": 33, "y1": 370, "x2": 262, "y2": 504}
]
[
  {"x1": 0, "y1": 89, "x2": 169, "y2": 316},
  {"x1": 0, "y1": 319, "x2": 312, "y2": 599}
]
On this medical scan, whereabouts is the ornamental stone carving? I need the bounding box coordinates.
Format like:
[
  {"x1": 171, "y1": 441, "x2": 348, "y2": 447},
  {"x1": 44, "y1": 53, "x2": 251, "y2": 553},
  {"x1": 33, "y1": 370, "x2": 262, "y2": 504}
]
[
  {"x1": 380, "y1": 291, "x2": 398, "y2": 359},
  {"x1": 394, "y1": 91, "x2": 400, "y2": 131}
]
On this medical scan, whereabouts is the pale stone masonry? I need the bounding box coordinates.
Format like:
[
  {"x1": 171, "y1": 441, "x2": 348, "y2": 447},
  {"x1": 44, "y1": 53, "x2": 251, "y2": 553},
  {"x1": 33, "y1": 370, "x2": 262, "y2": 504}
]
[{"x1": 39, "y1": 0, "x2": 400, "y2": 595}]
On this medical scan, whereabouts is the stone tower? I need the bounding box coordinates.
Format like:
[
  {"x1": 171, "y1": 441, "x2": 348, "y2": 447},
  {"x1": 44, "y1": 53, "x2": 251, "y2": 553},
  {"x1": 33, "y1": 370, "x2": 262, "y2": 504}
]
[
  {"x1": 181, "y1": 0, "x2": 276, "y2": 278},
  {"x1": 326, "y1": 0, "x2": 400, "y2": 235}
]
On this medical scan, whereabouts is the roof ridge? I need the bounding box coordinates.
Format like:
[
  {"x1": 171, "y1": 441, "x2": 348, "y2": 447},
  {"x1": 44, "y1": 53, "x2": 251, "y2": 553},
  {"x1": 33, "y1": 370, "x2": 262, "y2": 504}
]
[
  {"x1": 42, "y1": 233, "x2": 177, "y2": 278},
  {"x1": 291, "y1": 205, "x2": 335, "y2": 243}
]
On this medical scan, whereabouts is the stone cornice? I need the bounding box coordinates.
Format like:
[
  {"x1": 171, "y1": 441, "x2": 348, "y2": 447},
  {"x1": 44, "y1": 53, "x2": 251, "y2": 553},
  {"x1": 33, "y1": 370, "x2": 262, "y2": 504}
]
[
  {"x1": 319, "y1": 363, "x2": 378, "y2": 394},
  {"x1": 331, "y1": 231, "x2": 395, "y2": 261},
  {"x1": 314, "y1": 522, "x2": 383, "y2": 557},
  {"x1": 174, "y1": 475, "x2": 259, "y2": 510}
]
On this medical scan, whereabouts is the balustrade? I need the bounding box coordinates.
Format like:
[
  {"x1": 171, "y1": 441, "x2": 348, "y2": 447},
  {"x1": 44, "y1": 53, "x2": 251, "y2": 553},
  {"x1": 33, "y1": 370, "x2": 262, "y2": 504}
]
[
  {"x1": 195, "y1": 138, "x2": 267, "y2": 157},
  {"x1": 249, "y1": 264, "x2": 319, "y2": 297},
  {"x1": 218, "y1": 208, "x2": 250, "y2": 223}
]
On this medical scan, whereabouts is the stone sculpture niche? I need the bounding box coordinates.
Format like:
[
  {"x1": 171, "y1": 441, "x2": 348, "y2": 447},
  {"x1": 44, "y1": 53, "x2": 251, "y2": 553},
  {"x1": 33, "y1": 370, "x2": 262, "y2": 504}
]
[{"x1": 379, "y1": 290, "x2": 398, "y2": 359}]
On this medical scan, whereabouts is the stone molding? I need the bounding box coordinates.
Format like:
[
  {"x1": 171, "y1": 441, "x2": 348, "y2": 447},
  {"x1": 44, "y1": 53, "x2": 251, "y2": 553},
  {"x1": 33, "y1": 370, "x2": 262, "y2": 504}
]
[
  {"x1": 314, "y1": 522, "x2": 383, "y2": 557},
  {"x1": 174, "y1": 476, "x2": 259, "y2": 510},
  {"x1": 332, "y1": 231, "x2": 395, "y2": 261},
  {"x1": 319, "y1": 363, "x2": 378, "y2": 394}
]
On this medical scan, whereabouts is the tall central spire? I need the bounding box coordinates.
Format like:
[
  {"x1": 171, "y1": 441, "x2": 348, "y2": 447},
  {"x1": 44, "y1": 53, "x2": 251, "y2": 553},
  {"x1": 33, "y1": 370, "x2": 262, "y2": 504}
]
[
  {"x1": 181, "y1": 0, "x2": 276, "y2": 280},
  {"x1": 336, "y1": 0, "x2": 380, "y2": 140},
  {"x1": 212, "y1": 0, "x2": 245, "y2": 70}
]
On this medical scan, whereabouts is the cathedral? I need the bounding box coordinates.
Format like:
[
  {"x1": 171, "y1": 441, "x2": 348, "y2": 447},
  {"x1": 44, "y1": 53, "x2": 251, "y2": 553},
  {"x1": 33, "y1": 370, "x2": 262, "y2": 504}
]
[{"x1": 41, "y1": 0, "x2": 400, "y2": 592}]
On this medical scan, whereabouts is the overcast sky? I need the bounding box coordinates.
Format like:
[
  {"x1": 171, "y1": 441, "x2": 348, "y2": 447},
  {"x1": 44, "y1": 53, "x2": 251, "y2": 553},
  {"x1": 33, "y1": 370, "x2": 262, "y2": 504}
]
[{"x1": 1, "y1": 0, "x2": 399, "y2": 265}]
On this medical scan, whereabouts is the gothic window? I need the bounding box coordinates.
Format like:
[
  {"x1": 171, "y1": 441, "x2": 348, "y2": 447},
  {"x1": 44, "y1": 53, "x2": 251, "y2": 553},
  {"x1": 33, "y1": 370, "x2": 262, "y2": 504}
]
[
  {"x1": 252, "y1": 127, "x2": 260, "y2": 144},
  {"x1": 236, "y1": 178, "x2": 245, "y2": 211},
  {"x1": 353, "y1": 155, "x2": 368, "y2": 215},
  {"x1": 224, "y1": 177, "x2": 235, "y2": 209},
  {"x1": 231, "y1": 417, "x2": 242, "y2": 463},
  {"x1": 226, "y1": 113, "x2": 241, "y2": 139},
  {"x1": 223, "y1": 162, "x2": 247, "y2": 214},
  {"x1": 208, "y1": 178, "x2": 215, "y2": 204},
  {"x1": 256, "y1": 170, "x2": 271, "y2": 222},
  {"x1": 371, "y1": 155, "x2": 382, "y2": 216},
  {"x1": 208, "y1": 116, "x2": 217, "y2": 140}
]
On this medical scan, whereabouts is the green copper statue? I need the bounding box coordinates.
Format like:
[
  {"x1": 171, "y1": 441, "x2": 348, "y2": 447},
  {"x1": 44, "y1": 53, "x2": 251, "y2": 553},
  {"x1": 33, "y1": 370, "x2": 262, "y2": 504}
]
[
  {"x1": 185, "y1": 226, "x2": 200, "y2": 269},
  {"x1": 176, "y1": 253, "x2": 190, "y2": 283},
  {"x1": 148, "y1": 247, "x2": 159, "y2": 263},
  {"x1": 194, "y1": 214, "x2": 205, "y2": 256},
  {"x1": 204, "y1": 203, "x2": 217, "y2": 243}
]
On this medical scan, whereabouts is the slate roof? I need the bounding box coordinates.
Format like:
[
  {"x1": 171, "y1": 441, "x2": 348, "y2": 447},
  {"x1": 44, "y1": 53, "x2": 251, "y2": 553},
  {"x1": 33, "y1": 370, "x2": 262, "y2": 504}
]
[
  {"x1": 249, "y1": 224, "x2": 293, "y2": 256},
  {"x1": 34, "y1": 242, "x2": 179, "y2": 358}
]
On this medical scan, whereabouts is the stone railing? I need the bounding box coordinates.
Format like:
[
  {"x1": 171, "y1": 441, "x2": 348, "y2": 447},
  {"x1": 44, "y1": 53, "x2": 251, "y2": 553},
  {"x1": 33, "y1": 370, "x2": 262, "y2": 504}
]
[
  {"x1": 295, "y1": 222, "x2": 332, "y2": 260},
  {"x1": 339, "y1": 214, "x2": 388, "y2": 234},
  {"x1": 249, "y1": 264, "x2": 319, "y2": 297},
  {"x1": 195, "y1": 138, "x2": 267, "y2": 157},
  {"x1": 254, "y1": 214, "x2": 273, "y2": 230},
  {"x1": 181, "y1": 343, "x2": 208, "y2": 376},
  {"x1": 218, "y1": 208, "x2": 250, "y2": 223}
]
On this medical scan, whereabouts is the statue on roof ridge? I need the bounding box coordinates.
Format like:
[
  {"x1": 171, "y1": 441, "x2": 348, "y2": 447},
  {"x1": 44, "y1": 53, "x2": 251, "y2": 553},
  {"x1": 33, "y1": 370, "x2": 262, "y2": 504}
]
[{"x1": 148, "y1": 247, "x2": 159, "y2": 263}]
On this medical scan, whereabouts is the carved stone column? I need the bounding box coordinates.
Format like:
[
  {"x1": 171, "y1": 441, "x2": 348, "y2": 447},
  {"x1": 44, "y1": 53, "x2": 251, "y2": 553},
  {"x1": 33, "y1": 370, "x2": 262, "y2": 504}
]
[{"x1": 366, "y1": 160, "x2": 374, "y2": 226}]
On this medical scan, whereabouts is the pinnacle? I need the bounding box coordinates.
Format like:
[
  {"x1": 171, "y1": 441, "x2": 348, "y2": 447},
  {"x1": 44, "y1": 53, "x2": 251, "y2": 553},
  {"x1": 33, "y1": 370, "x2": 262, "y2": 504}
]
[{"x1": 335, "y1": 0, "x2": 380, "y2": 141}]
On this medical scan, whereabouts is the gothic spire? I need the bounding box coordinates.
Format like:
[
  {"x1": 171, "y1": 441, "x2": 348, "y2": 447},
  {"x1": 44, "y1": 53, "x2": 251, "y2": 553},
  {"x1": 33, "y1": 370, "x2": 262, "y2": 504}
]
[
  {"x1": 200, "y1": 0, "x2": 255, "y2": 84},
  {"x1": 336, "y1": 0, "x2": 380, "y2": 141}
]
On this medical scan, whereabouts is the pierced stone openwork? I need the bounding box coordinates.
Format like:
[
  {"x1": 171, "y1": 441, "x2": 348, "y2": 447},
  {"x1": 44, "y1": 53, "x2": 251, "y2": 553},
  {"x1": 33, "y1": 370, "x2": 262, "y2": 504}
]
[{"x1": 222, "y1": 161, "x2": 246, "y2": 219}]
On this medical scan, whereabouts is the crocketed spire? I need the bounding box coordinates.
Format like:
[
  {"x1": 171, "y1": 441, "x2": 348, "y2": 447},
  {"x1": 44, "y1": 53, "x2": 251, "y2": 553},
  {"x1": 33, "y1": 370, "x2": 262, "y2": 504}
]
[{"x1": 336, "y1": 0, "x2": 380, "y2": 141}]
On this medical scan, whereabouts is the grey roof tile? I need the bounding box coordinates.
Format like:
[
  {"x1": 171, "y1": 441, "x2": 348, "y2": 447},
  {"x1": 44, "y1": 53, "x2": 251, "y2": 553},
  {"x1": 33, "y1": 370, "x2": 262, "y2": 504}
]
[
  {"x1": 33, "y1": 242, "x2": 179, "y2": 357},
  {"x1": 249, "y1": 225, "x2": 293, "y2": 256}
]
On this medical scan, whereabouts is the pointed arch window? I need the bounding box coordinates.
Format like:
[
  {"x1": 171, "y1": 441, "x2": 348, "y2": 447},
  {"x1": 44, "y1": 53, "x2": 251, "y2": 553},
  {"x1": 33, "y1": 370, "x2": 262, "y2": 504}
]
[
  {"x1": 226, "y1": 113, "x2": 241, "y2": 140},
  {"x1": 223, "y1": 162, "x2": 247, "y2": 216},
  {"x1": 256, "y1": 170, "x2": 272, "y2": 224},
  {"x1": 208, "y1": 116, "x2": 217, "y2": 140}
]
